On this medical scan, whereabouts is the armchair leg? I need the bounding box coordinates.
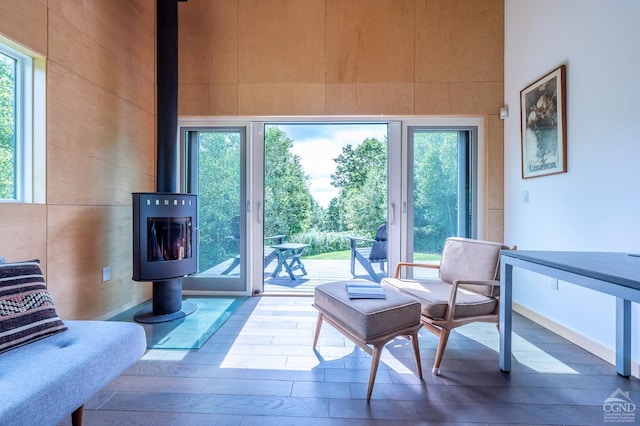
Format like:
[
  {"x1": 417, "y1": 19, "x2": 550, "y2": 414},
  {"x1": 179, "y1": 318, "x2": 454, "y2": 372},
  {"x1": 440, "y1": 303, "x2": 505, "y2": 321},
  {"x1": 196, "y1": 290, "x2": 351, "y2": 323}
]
[
  {"x1": 432, "y1": 329, "x2": 451, "y2": 376},
  {"x1": 410, "y1": 332, "x2": 423, "y2": 379}
]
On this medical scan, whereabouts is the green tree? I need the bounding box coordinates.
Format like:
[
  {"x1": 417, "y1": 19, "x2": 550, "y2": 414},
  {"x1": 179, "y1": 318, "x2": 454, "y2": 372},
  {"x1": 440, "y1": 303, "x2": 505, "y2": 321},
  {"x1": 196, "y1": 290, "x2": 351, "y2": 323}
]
[
  {"x1": 331, "y1": 138, "x2": 385, "y2": 193},
  {"x1": 309, "y1": 197, "x2": 326, "y2": 230},
  {"x1": 413, "y1": 132, "x2": 458, "y2": 252},
  {"x1": 196, "y1": 131, "x2": 242, "y2": 269},
  {"x1": 264, "y1": 126, "x2": 312, "y2": 238},
  {"x1": 331, "y1": 137, "x2": 387, "y2": 233},
  {"x1": 0, "y1": 52, "x2": 16, "y2": 199},
  {"x1": 343, "y1": 168, "x2": 386, "y2": 233},
  {"x1": 325, "y1": 196, "x2": 348, "y2": 232}
]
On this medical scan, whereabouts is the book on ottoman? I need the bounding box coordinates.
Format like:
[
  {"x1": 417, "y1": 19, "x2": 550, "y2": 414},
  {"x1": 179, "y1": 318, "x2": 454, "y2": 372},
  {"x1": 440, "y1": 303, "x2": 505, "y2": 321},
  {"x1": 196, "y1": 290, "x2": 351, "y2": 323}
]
[{"x1": 345, "y1": 282, "x2": 386, "y2": 299}]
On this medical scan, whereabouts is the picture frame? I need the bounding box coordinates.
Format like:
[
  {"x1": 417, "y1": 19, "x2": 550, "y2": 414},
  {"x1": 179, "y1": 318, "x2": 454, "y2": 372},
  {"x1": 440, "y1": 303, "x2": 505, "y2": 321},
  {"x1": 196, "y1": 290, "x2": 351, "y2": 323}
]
[{"x1": 520, "y1": 65, "x2": 567, "y2": 178}]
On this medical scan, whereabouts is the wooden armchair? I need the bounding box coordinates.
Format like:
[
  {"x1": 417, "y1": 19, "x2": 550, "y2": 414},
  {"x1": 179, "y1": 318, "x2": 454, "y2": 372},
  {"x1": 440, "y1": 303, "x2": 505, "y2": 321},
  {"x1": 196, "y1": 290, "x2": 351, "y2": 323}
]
[
  {"x1": 348, "y1": 223, "x2": 387, "y2": 282},
  {"x1": 381, "y1": 237, "x2": 515, "y2": 375}
]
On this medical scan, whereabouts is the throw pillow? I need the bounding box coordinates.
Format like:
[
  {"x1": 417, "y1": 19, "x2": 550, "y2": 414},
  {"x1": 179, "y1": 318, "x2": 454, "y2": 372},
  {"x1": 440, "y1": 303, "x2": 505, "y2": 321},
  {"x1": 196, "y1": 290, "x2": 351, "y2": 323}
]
[{"x1": 0, "y1": 260, "x2": 67, "y2": 354}]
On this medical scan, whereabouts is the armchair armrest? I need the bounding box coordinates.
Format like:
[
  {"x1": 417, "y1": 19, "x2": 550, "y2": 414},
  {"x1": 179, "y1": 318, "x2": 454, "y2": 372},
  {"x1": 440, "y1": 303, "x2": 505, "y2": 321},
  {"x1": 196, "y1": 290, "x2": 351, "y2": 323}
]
[
  {"x1": 452, "y1": 279, "x2": 500, "y2": 287},
  {"x1": 445, "y1": 279, "x2": 500, "y2": 321},
  {"x1": 348, "y1": 236, "x2": 376, "y2": 249},
  {"x1": 393, "y1": 261, "x2": 440, "y2": 278}
]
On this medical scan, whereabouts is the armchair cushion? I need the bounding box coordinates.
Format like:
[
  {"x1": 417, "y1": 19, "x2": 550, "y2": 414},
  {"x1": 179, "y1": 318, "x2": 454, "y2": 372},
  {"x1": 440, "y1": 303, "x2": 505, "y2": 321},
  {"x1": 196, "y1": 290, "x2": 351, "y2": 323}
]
[
  {"x1": 438, "y1": 237, "x2": 506, "y2": 297},
  {"x1": 382, "y1": 278, "x2": 497, "y2": 319}
]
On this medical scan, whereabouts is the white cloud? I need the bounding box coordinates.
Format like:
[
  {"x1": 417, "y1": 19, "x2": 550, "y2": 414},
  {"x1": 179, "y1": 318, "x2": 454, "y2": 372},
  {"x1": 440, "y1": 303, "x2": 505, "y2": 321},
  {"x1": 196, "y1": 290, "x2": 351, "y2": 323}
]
[{"x1": 280, "y1": 124, "x2": 387, "y2": 207}]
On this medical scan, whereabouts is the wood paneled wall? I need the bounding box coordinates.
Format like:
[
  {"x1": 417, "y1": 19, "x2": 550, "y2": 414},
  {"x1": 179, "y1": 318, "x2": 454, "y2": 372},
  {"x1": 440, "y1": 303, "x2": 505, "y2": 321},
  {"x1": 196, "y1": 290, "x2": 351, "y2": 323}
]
[
  {"x1": 0, "y1": 0, "x2": 504, "y2": 319},
  {"x1": 0, "y1": 0, "x2": 156, "y2": 319},
  {"x1": 178, "y1": 0, "x2": 505, "y2": 240}
]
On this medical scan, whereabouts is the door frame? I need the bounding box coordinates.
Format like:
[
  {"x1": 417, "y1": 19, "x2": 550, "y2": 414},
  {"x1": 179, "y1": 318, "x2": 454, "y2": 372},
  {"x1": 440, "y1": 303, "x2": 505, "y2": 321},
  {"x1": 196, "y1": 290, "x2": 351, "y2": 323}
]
[
  {"x1": 178, "y1": 116, "x2": 485, "y2": 296},
  {"x1": 400, "y1": 117, "x2": 485, "y2": 265},
  {"x1": 405, "y1": 124, "x2": 480, "y2": 267},
  {"x1": 179, "y1": 119, "x2": 252, "y2": 296}
]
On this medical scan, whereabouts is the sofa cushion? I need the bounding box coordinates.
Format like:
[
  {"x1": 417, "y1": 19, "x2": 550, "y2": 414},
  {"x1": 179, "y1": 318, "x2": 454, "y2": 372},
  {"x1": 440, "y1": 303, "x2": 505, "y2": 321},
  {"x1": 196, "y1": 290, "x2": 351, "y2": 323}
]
[
  {"x1": 0, "y1": 260, "x2": 67, "y2": 354},
  {"x1": 382, "y1": 277, "x2": 498, "y2": 319},
  {"x1": 0, "y1": 320, "x2": 147, "y2": 426}
]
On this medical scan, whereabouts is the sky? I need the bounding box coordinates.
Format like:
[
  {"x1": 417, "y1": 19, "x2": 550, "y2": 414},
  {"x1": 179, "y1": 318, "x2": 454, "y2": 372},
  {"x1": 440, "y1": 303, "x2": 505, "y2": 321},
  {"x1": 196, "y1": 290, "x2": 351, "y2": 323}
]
[{"x1": 273, "y1": 123, "x2": 388, "y2": 208}]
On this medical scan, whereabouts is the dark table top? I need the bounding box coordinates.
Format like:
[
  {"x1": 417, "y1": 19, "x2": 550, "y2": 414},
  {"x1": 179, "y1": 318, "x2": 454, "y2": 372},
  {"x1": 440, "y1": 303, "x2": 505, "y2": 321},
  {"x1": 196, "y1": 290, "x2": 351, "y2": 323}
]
[{"x1": 501, "y1": 250, "x2": 640, "y2": 290}]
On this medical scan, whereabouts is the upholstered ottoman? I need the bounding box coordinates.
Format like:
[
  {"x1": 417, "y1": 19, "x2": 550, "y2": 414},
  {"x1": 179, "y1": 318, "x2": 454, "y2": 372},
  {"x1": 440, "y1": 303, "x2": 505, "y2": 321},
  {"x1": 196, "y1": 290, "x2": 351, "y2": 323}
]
[{"x1": 312, "y1": 281, "x2": 422, "y2": 402}]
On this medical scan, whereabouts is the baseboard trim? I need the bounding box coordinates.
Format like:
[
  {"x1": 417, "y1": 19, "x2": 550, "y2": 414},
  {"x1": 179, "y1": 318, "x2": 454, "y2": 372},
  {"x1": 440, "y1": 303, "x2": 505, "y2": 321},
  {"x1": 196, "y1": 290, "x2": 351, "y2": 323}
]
[{"x1": 513, "y1": 302, "x2": 639, "y2": 379}]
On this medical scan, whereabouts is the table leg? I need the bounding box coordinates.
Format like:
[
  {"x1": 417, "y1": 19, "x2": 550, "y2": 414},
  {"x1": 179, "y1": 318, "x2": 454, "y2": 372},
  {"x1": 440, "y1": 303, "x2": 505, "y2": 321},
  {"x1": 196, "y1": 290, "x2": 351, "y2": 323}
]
[
  {"x1": 289, "y1": 253, "x2": 307, "y2": 276},
  {"x1": 616, "y1": 297, "x2": 631, "y2": 377},
  {"x1": 283, "y1": 250, "x2": 296, "y2": 280},
  {"x1": 499, "y1": 260, "x2": 513, "y2": 373},
  {"x1": 271, "y1": 250, "x2": 285, "y2": 278}
]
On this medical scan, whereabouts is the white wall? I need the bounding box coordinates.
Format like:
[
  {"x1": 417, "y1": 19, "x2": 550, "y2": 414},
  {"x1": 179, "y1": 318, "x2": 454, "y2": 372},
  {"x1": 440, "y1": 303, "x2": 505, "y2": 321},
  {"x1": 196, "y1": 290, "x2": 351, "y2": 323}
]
[{"x1": 504, "y1": 0, "x2": 640, "y2": 372}]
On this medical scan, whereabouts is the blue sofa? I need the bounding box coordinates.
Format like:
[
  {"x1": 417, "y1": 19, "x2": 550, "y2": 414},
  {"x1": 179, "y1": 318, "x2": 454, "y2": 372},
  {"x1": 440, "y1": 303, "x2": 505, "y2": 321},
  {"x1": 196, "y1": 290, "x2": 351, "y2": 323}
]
[{"x1": 0, "y1": 320, "x2": 146, "y2": 426}]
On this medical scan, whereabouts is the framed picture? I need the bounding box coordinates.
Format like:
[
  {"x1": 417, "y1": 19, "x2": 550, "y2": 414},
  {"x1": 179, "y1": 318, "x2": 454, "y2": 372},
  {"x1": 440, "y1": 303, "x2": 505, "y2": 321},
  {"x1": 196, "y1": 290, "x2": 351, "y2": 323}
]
[{"x1": 520, "y1": 65, "x2": 567, "y2": 178}]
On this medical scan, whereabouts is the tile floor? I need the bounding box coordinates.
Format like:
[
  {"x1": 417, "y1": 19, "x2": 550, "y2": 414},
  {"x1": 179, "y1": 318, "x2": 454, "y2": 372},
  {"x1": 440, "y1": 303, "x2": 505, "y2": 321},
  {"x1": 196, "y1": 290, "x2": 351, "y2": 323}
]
[{"x1": 62, "y1": 296, "x2": 639, "y2": 425}]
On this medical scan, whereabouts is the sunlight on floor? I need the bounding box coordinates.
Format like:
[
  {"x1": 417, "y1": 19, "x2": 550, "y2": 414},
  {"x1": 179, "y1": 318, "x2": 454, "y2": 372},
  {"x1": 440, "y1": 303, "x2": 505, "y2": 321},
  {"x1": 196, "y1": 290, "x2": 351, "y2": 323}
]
[
  {"x1": 511, "y1": 333, "x2": 581, "y2": 374},
  {"x1": 456, "y1": 326, "x2": 580, "y2": 374},
  {"x1": 141, "y1": 350, "x2": 190, "y2": 362}
]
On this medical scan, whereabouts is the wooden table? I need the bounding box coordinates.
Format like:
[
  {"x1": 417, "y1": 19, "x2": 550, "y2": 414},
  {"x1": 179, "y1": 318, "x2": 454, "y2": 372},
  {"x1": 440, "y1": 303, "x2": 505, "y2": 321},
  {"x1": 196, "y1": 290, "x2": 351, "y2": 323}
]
[
  {"x1": 271, "y1": 243, "x2": 310, "y2": 280},
  {"x1": 499, "y1": 250, "x2": 640, "y2": 376}
]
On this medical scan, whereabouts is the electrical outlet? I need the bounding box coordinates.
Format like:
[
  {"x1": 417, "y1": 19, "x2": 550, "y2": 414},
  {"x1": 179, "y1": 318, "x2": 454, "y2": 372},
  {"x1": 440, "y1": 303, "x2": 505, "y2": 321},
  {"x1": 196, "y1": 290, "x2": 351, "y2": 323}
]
[
  {"x1": 102, "y1": 267, "x2": 111, "y2": 282},
  {"x1": 550, "y1": 278, "x2": 558, "y2": 290}
]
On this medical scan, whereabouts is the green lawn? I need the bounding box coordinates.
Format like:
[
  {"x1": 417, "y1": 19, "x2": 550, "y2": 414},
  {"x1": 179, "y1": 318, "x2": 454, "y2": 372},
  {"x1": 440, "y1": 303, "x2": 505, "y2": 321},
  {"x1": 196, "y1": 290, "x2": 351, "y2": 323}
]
[{"x1": 305, "y1": 250, "x2": 351, "y2": 260}]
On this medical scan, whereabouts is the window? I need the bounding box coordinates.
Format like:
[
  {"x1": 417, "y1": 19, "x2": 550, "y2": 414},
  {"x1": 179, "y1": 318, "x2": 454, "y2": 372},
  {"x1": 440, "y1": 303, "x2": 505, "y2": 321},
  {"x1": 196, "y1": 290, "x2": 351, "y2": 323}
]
[{"x1": 0, "y1": 37, "x2": 45, "y2": 203}]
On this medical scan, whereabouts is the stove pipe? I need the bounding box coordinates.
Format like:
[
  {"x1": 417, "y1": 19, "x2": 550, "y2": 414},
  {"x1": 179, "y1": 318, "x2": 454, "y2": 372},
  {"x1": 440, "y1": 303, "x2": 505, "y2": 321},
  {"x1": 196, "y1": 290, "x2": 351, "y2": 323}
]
[{"x1": 156, "y1": 0, "x2": 180, "y2": 192}]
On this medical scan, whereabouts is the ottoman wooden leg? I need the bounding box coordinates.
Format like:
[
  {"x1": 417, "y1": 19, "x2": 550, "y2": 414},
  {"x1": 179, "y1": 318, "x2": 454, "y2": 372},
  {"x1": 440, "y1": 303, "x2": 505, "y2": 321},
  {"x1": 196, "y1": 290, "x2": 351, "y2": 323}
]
[
  {"x1": 313, "y1": 282, "x2": 423, "y2": 402},
  {"x1": 367, "y1": 344, "x2": 384, "y2": 403},
  {"x1": 313, "y1": 312, "x2": 323, "y2": 349}
]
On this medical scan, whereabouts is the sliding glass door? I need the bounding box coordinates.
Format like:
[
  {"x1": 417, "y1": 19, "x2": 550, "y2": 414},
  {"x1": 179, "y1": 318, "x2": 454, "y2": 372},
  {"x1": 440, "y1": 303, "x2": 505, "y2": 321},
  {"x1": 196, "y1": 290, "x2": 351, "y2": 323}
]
[
  {"x1": 176, "y1": 119, "x2": 481, "y2": 294},
  {"x1": 406, "y1": 127, "x2": 477, "y2": 278},
  {"x1": 259, "y1": 123, "x2": 394, "y2": 293},
  {"x1": 181, "y1": 127, "x2": 247, "y2": 292}
]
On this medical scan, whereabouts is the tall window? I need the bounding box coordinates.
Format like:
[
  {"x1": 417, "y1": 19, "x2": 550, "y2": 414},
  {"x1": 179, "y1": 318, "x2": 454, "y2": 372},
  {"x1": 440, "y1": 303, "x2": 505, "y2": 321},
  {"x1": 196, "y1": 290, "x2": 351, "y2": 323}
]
[
  {"x1": 0, "y1": 47, "x2": 18, "y2": 199},
  {"x1": 0, "y1": 38, "x2": 43, "y2": 203}
]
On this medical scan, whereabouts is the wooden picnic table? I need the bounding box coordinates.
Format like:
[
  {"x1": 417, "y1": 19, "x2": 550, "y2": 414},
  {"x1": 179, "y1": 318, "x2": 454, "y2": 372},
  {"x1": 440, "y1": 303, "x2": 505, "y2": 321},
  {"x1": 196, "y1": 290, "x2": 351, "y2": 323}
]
[{"x1": 271, "y1": 243, "x2": 309, "y2": 280}]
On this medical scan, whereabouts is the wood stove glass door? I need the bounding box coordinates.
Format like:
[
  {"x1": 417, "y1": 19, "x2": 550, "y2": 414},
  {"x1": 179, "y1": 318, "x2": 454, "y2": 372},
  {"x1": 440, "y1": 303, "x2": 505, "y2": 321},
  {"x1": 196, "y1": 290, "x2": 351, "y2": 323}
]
[{"x1": 181, "y1": 127, "x2": 248, "y2": 293}]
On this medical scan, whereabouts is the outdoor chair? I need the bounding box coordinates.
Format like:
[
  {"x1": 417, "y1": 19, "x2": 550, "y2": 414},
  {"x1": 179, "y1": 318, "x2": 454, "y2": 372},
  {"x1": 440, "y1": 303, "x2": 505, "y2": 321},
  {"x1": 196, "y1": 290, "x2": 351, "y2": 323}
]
[
  {"x1": 381, "y1": 237, "x2": 515, "y2": 375},
  {"x1": 348, "y1": 223, "x2": 387, "y2": 282},
  {"x1": 221, "y1": 216, "x2": 285, "y2": 274}
]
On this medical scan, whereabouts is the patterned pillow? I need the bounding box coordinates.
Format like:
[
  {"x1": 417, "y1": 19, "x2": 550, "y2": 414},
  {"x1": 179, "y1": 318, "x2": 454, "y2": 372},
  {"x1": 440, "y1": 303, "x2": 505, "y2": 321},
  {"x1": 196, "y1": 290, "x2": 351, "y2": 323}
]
[{"x1": 0, "y1": 260, "x2": 67, "y2": 354}]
